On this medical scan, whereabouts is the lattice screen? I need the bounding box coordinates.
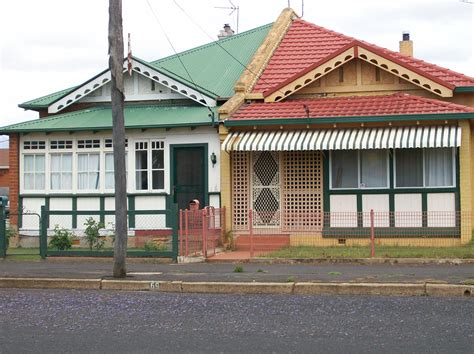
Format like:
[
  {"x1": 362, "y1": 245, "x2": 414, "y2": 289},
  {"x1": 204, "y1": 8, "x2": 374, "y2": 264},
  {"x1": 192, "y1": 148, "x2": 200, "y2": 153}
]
[
  {"x1": 282, "y1": 151, "x2": 323, "y2": 231},
  {"x1": 252, "y1": 151, "x2": 280, "y2": 227},
  {"x1": 231, "y1": 151, "x2": 250, "y2": 230}
]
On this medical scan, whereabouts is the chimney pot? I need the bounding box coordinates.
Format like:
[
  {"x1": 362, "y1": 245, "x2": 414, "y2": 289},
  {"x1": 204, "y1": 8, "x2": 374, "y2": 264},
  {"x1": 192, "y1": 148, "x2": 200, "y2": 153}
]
[{"x1": 402, "y1": 31, "x2": 410, "y2": 41}]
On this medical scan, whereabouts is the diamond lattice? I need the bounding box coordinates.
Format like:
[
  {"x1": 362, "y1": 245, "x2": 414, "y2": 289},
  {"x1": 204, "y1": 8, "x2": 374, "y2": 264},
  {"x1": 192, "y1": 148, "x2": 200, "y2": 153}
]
[
  {"x1": 254, "y1": 188, "x2": 279, "y2": 224},
  {"x1": 254, "y1": 152, "x2": 278, "y2": 186}
]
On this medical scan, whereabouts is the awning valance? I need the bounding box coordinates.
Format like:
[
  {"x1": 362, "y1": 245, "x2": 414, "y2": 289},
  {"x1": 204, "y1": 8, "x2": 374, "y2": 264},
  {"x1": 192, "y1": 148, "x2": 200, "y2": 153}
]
[{"x1": 222, "y1": 126, "x2": 461, "y2": 152}]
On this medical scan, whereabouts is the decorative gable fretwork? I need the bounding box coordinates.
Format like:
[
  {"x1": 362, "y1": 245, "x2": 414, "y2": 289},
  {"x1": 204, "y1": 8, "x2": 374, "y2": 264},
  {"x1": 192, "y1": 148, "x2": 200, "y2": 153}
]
[
  {"x1": 48, "y1": 60, "x2": 216, "y2": 114},
  {"x1": 264, "y1": 48, "x2": 355, "y2": 102},
  {"x1": 356, "y1": 46, "x2": 453, "y2": 98}
]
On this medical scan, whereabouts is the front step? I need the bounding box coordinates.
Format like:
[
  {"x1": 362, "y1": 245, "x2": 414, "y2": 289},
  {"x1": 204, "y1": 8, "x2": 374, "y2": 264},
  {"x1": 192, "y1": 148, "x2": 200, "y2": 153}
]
[{"x1": 235, "y1": 235, "x2": 290, "y2": 252}]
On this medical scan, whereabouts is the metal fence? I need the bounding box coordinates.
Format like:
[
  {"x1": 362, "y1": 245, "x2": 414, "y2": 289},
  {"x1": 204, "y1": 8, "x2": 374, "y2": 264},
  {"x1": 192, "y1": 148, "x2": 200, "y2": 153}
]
[
  {"x1": 234, "y1": 210, "x2": 470, "y2": 257},
  {"x1": 179, "y1": 207, "x2": 225, "y2": 258}
]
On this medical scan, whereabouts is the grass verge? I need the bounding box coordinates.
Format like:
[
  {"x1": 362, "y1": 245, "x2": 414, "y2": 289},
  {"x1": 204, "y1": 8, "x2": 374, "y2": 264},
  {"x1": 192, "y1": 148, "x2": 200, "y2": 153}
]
[{"x1": 264, "y1": 243, "x2": 474, "y2": 259}]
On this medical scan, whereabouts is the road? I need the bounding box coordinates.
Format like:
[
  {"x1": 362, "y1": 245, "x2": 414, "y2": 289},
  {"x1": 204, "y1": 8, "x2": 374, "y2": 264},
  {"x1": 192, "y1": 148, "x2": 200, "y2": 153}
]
[{"x1": 0, "y1": 289, "x2": 473, "y2": 353}]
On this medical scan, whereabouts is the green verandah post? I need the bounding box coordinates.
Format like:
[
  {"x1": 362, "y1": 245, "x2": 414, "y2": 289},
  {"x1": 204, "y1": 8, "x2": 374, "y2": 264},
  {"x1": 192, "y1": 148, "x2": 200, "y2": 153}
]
[
  {"x1": 40, "y1": 205, "x2": 48, "y2": 259},
  {"x1": 0, "y1": 203, "x2": 6, "y2": 258}
]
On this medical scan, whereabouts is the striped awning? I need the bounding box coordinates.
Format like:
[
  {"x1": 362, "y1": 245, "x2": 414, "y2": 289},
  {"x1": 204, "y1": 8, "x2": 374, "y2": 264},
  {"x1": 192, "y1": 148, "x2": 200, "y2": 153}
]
[{"x1": 222, "y1": 126, "x2": 462, "y2": 152}]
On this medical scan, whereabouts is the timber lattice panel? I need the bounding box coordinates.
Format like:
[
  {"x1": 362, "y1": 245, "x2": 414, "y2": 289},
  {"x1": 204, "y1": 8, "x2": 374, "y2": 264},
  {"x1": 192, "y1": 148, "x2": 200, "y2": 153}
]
[
  {"x1": 282, "y1": 151, "x2": 323, "y2": 231},
  {"x1": 232, "y1": 151, "x2": 250, "y2": 230}
]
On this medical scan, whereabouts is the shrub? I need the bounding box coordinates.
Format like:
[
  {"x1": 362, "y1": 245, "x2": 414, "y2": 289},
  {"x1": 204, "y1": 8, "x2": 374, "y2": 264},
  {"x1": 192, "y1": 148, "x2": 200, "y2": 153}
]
[
  {"x1": 49, "y1": 225, "x2": 73, "y2": 250},
  {"x1": 144, "y1": 240, "x2": 166, "y2": 251},
  {"x1": 5, "y1": 226, "x2": 17, "y2": 249},
  {"x1": 84, "y1": 217, "x2": 105, "y2": 250}
]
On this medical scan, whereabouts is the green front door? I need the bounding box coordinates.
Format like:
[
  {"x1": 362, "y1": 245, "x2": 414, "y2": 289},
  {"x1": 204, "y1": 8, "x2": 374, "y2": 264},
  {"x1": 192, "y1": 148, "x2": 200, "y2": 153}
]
[{"x1": 172, "y1": 146, "x2": 207, "y2": 210}]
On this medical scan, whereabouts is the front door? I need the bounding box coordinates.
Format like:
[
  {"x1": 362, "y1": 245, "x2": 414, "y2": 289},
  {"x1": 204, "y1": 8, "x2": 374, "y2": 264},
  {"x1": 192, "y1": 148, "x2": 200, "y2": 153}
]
[{"x1": 172, "y1": 146, "x2": 206, "y2": 210}]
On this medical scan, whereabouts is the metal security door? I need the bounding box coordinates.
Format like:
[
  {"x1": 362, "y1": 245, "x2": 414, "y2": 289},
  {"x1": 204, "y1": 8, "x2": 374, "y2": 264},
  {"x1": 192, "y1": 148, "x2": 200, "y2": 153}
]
[
  {"x1": 172, "y1": 146, "x2": 206, "y2": 211},
  {"x1": 251, "y1": 151, "x2": 280, "y2": 227}
]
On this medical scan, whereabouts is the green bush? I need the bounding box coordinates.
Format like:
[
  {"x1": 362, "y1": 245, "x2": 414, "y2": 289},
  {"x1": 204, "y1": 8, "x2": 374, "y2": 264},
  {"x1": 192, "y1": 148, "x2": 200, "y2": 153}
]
[
  {"x1": 84, "y1": 217, "x2": 105, "y2": 250},
  {"x1": 49, "y1": 225, "x2": 73, "y2": 250},
  {"x1": 5, "y1": 226, "x2": 17, "y2": 249},
  {"x1": 144, "y1": 240, "x2": 166, "y2": 251}
]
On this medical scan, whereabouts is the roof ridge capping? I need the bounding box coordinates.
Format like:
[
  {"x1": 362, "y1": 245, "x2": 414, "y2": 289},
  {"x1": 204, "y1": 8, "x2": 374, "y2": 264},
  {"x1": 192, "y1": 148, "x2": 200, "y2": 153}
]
[{"x1": 218, "y1": 7, "x2": 298, "y2": 119}]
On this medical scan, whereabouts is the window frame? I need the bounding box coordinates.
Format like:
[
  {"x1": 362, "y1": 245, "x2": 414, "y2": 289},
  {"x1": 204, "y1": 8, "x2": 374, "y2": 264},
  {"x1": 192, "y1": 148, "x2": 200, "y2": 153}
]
[
  {"x1": 23, "y1": 153, "x2": 46, "y2": 191},
  {"x1": 394, "y1": 148, "x2": 456, "y2": 189},
  {"x1": 329, "y1": 149, "x2": 390, "y2": 190},
  {"x1": 77, "y1": 152, "x2": 100, "y2": 191},
  {"x1": 134, "y1": 139, "x2": 165, "y2": 192}
]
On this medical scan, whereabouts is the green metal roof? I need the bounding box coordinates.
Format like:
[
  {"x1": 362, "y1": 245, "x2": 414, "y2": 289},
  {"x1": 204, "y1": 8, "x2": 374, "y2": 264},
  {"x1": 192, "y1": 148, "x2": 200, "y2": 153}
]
[
  {"x1": 151, "y1": 23, "x2": 272, "y2": 98},
  {"x1": 1, "y1": 105, "x2": 217, "y2": 133},
  {"x1": 19, "y1": 23, "x2": 272, "y2": 111},
  {"x1": 19, "y1": 86, "x2": 77, "y2": 109}
]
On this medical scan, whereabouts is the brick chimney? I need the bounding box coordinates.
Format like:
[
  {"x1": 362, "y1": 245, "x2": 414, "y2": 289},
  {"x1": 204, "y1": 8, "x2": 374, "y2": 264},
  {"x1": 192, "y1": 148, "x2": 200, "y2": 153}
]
[
  {"x1": 218, "y1": 24, "x2": 235, "y2": 40},
  {"x1": 399, "y1": 31, "x2": 413, "y2": 57}
]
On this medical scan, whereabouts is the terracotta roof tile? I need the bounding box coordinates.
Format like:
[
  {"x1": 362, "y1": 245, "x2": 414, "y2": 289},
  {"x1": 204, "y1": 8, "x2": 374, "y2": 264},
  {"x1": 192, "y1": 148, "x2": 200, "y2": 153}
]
[
  {"x1": 229, "y1": 93, "x2": 474, "y2": 121},
  {"x1": 253, "y1": 19, "x2": 474, "y2": 93}
]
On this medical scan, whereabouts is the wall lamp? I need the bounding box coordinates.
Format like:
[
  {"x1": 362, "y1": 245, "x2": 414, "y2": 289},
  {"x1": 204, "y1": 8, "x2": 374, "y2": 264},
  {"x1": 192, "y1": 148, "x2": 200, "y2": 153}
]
[{"x1": 210, "y1": 152, "x2": 217, "y2": 166}]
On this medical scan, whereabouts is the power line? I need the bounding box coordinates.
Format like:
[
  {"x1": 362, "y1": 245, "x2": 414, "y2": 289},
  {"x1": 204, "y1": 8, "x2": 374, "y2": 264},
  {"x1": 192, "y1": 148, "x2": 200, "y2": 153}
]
[
  {"x1": 145, "y1": 0, "x2": 214, "y2": 119},
  {"x1": 172, "y1": 0, "x2": 288, "y2": 98}
]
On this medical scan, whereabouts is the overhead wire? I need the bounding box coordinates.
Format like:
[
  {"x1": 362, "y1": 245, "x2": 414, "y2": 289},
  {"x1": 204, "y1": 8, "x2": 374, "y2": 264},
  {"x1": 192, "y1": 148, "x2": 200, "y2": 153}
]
[
  {"x1": 172, "y1": 0, "x2": 288, "y2": 98},
  {"x1": 145, "y1": 0, "x2": 215, "y2": 120}
]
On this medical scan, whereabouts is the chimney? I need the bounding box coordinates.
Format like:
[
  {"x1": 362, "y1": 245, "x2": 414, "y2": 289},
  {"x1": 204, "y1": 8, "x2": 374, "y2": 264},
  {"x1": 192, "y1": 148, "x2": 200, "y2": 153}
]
[
  {"x1": 399, "y1": 31, "x2": 413, "y2": 57},
  {"x1": 218, "y1": 24, "x2": 235, "y2": 40}
]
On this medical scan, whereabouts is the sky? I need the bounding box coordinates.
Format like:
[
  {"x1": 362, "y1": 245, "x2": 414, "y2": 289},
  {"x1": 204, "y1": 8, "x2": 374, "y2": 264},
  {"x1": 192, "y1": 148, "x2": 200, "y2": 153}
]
[{"x1": 0, "y1": 0, "x2": 473, "y2": 147}]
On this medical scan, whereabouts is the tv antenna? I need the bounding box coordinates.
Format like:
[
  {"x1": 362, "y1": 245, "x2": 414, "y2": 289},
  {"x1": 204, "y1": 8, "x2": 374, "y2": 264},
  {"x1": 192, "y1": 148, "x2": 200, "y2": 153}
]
[{"x1": 215, "y1": 0, "x2": 240, "y2": 33}]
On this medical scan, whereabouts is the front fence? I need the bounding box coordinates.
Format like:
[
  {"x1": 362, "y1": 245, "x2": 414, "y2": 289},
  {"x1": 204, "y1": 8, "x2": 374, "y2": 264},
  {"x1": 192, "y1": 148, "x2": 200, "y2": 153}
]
[
  {"x1": 238, "y1": 210, "x2": 469, "y2": 256},
  {"x1": 39, "y1": 205, "x2": 179, "y2": 260},
  {"x1": 179, "y1": 207, "x2": 225, "y2": 258}
]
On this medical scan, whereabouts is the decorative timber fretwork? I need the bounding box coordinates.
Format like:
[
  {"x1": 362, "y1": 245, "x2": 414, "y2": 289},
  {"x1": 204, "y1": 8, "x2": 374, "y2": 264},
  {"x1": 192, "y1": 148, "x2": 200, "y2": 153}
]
[
  {"x1": 356, "y1": 45, "x2": 453, "y2": 98},
  {"x1": 48, "y1": 58, "x2": 216, "y2": 114},
  {"x1": 264, "y1": 47, "x2": 356, "y2": 102},
  {"x1": 263, "y1": 41, "x2": 455, "y2": 102}
]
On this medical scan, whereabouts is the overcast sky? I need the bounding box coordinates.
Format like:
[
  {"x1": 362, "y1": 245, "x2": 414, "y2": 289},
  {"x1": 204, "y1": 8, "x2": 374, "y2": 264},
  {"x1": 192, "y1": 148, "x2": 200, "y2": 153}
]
[{"x1": 0, "y1": 0, "x2": 473, "y2": 147}]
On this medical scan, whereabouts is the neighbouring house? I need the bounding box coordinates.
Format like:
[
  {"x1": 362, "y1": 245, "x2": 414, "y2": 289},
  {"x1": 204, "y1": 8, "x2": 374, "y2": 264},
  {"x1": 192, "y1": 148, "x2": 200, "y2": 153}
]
[
  {"x1": 0, "y1": 24, "x2": 271, "y2": 242},
  {"x1": 218, "y1": 8, "x2": 474, "y2": 248},
  {"x1": 0, "y1": 148, "x2": 9, "y2": 199}
]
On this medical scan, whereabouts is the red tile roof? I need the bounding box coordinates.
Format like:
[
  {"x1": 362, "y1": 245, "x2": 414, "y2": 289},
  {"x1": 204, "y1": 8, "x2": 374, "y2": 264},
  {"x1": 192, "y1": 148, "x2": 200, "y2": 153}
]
[
  {"x1": 229, "y1": 93, "x2": 474, "y2": 121},
  {"x1": 253, "y1": 19, "x2": 474, "y2": 94},
  {"x1": 0, "y1": 149, "x2": 8, "y2": 168}
]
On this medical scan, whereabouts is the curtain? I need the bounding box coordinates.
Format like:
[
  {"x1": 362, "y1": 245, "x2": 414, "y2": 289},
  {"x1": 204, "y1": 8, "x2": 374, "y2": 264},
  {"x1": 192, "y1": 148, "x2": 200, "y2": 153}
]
[
  {"x1": 425, "y1": 148, "x2": 453, "y2": 187},
  {"x1": 331, "y1": 150, "x2": 358, "y2": 188},
  {"x1": 360, "y1": 150, "x2": 387, "y2": 188},
  {"x1": 395, "y1": 149, "x2": 423, "y2": 187},
  {"x1": 105, "y1": 153, "x2": 114, "y2": 189}
]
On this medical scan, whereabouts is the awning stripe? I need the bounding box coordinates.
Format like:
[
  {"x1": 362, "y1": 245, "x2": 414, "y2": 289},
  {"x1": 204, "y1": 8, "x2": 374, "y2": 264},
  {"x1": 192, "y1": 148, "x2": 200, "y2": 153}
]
[{"x1": 222, "y1": 126, "x2": 462, "y2": 152}]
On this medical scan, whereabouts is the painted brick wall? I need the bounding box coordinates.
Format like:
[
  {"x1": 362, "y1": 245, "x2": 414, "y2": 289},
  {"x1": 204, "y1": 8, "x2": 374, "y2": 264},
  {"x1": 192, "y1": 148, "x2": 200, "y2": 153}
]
[{"x1": 8, "y1": 134, "x2": 19, "y2": 226}]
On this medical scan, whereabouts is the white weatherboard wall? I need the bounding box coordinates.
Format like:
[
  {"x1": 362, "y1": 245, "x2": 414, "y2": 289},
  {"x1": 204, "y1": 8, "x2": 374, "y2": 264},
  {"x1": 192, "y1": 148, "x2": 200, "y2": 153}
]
[
  {"x1": 21, "y1": 198, "x2": 44, "y2": 230},
  {"x1": 394, "y1": 194, "x2": 422, "y2": 227},
  {"x1": 330, "y1": 195, "x2": 357, "y2": 227},
  {"x1": 19, "y1": 127, "x2": 220, "y2": 231},
  {"x1": 362, "y1": 194, "x2": 389, "y2": 227},
  {"x1": 427, "y1": 193, "x2": 456, "y2": 227}
]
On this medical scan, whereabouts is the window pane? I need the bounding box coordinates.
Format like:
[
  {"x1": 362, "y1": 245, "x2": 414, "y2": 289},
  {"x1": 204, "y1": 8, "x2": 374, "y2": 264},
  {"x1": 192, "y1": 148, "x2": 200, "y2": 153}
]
[
  {"x1": 425, "y1": 148, "x2": 453, "y2": 187},
  {"x1": 78, "y1": 173, "x2": 88, "y2": 189},
  {"x1": 36, "y1": 155, "x2": 45, "y2": 172},
  {"x1": 136, "y1": 171, "x2": 148, "y2": 190},
  {"x1": 89, "y1": 154, "x2": 99, "y2": 170},
  {"x1": 396, "y1": 149, "x2": 423, "y2": 187},
  {"x1": 360, "y1": 150, "x2": 387, "y2": 188},
  {"x1": 24, "y1": 156, "x2": 34, "y2": 172},
  {"x1": 105, "y1": 172, "x2": 115, "y2": 189},
  {"x1": 62, "y1": 173, "x2": 72, "y2": 189},
  {"x1": 24, "y1": 173, "x2": 35, "y2": 189},
  {"x1": 36, "y1": 173, "x2": 45, "y2": 189},
  {"x1": 89, "y1": 172, "x2": 100, "y2": 189},
  {"x1": 51, "y1": 173, "x2": 60, "y2": 189},
  {"x1": 62, "y1": 154, "x2": 72, "y2": 171},
  {"x1": 105, "y1": 153, "x2": 114, "y2": 171},
  {"x1": 135, "y1": 151, "x2": 147, "y2": 169},
  {"x1": 152, "y1": 170, "x2": 164, "y2": 190},
  {"x1": 331, "y1": 151, "x2": 358, "y2": 188},
  {"x1": 78, "y1": 155, "x2": 88, "y2": 171},
  {"x1": 51, "y1": 155, "x2": 61, "y2": 171},
  {"x1": 152, "y1": 150, "x2": 164, "y2": 169}
]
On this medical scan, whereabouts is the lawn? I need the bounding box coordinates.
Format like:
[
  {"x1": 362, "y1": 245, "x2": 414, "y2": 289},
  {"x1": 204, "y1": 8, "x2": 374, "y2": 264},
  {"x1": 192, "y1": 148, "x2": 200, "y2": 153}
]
[{"x1": 264, "y1": 243, "x2": 474, "y2": 259}]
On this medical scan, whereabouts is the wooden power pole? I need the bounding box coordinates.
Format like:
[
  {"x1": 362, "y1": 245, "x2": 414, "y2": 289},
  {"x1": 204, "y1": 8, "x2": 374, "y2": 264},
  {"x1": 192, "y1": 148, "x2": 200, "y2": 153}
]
[{"x1": 108, "y1": 0, "x2": 128, "y2": 278}]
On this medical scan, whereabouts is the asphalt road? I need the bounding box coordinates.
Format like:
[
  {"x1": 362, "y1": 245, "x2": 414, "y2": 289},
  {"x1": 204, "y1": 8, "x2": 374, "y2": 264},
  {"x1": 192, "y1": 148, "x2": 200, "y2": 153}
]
[{"x1": 0, "y1": 289, "x2": 473, "y2": 353}]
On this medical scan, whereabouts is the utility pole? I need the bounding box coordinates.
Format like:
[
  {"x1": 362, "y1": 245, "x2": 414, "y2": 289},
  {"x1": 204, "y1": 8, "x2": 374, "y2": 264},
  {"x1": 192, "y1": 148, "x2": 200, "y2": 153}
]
[{"x1": 108, "y1": 0, "x2": 128, "y2": 278}]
